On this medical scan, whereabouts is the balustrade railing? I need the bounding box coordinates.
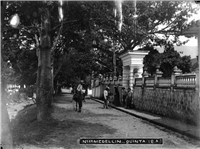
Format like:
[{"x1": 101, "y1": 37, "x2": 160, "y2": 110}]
[
  {"x1": 157, "y1": 77, "x2": 171, "y2": 87},
  {"x1": 92, "y1": 69, "x2": 197, "y2": 90},
  {"x1": 175, "y1": 74, "x2": 196, "y2": 88},
  {"x1": 92, "y1": 74, "x2": 123, "y2": 87},
  {"x1": 135, "y1": 78, "x2": 143, "y2": 87},
  {"x1": 145, "y1": 77, "x2": 154, "y2": 87},
  {"x1": 132, "y1": 73, "x2": 197, "y2": 89}
]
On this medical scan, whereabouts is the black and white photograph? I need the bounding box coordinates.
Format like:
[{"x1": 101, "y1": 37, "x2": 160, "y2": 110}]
[{"x1": 1, "y1": 0, "x2": 200, "y2": 148}]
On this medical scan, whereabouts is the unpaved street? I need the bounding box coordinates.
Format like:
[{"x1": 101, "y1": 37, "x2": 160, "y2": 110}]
[
  {"x1": 10, "y1": 94, "x2": 200, "y2": 149},
  {"x1": 53, "y1": 94, "x2": 200, "y2": 149}
]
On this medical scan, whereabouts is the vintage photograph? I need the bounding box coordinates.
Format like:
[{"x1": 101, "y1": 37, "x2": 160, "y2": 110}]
[{"x1": 1, "y1": 0, "x2": 200, "y2": 148}]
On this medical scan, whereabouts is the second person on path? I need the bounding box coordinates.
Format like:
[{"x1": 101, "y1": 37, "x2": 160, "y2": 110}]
[
  {"x1": 126, "y1": 87, "x2": 133, "y2": 109},
  {"x1": 103, "y1": 87, "x2": 110, "y2": 109},
  {"x1": 76, "y1": 80, "x2": 84, "y2": 112}
]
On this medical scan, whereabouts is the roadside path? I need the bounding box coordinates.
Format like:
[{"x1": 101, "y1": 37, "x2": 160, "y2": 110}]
[{"x1": 10, "y1": 94, "x2": 200, "y2": 149}]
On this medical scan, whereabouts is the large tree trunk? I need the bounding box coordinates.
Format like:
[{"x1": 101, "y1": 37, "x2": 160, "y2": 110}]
[
  {"x1": 1, "y1": 1, "x2": 14, "y2": 148},
  {"x1": 36, "y1": 7, "x2": 53, "y2": 122}
]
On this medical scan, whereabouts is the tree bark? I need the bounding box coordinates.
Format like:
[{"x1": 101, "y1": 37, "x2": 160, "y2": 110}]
[
  {"x1": 36, "y1": 7, "x2": 53, "y2": 122},
  {"x1": 1, "y1": 1, "x2": 14, "y2": 148}
]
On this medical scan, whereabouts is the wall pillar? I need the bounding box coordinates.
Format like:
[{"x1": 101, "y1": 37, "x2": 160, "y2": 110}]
[
  {"x1": 129, "y1": 66, "x2": 134, "y2": 89},
  {"x1": 122, "y1": 66, "x2": 129, "y2": 89},
  {"x1": 138, "y1": 67, "x2": 143, "y2": 78},
  {"x1": 120, "y1": 51, "x2": 149, "y2": 90}
]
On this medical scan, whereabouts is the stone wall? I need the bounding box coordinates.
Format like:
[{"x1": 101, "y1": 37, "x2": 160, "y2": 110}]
[
  {"x1": 132, "y1": 87, "x2": 200, "y2": 125},
  {"x1": 91, "y1": 71, "x2": 200, "y2": 125}
]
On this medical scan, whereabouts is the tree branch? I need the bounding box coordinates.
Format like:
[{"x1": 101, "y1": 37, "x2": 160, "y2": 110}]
[
  {"x1": 34, "y1": 34, "x2": 40, "y2": 57},
  {"x1": 51, "y1": 22, "x2": 63, "y2": 53},
  {"x1": 53, "y1": 50, "x2": 68, "y2": 80},
  {"x1": 92, "y1": 44, "x2": 112, "y2": 55},
  {"x1": 149, "y1": 17, "x2": 180, "y2": 35},
  {"x1": 95, "y1": 59, "x2": 112, "y2": 71},
  {"x1": 149, "y1": 30, "x2": 180, "y2": 35}
]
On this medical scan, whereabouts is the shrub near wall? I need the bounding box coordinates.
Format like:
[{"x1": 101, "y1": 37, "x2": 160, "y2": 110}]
[{"x1": 132, "y1": 87, "x2": 200, "y2": 126}]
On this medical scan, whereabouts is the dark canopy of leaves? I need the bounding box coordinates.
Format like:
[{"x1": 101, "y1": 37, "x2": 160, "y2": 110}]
[
  {"x1": 2, "y1": 1, "x2": 198, "y2": 85},
  {"x1": 143, "y1": 44, "x2": 192, "y2": 77}
]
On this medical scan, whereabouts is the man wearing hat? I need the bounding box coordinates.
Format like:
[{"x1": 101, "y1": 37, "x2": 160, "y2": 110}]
[
  {"x1": 76, "y1": 80, "x2": 84, "y2": 112},
  {"x1": 122, "y1": 87, "x2": 127, "y2": 107},
  {"x1": 103, "y1": 86, "x2": 110, "y2": 109},
  {"x1": 126, "y1": 87, "x2": 133, "y2": 109}
]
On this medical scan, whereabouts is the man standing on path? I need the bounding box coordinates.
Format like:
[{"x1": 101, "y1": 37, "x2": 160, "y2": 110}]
[
  {"x1": 126, "y1": 87, "x2": 133, "y2": 109},
  {"x1": 77, "y1": 80, "x2": 84, "y2": 112},
  {"x1": 103, "y1": 87, "x2": 109, "y2": 109},
  {"x1": 122, "y1": 87, "x2": 127, "y2": 107}
]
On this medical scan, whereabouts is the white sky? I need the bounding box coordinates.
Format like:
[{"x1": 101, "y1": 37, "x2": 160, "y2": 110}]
[
  {"x1": 181, "y1": 36, "x2": 198, "y2": 46},
  {"x1": 181, "y1": 2, "x2": 200, "y2": 46},
  {"x1": 157, "y1": 45, "x2": 198, "y2": 59},
  {"x1": 156, "y1": 2, "x2": 199, "y2": 58}
]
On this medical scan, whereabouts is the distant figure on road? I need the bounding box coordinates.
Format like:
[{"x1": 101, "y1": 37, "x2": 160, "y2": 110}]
[
  {"x1": 75, "y1": 80, "x2": 84, "y2": 112},
  {"x1": 126, "y1": 87, "x2": 133, "y2": 109},
  {"x1": 103, "y1": 86, "x2": 110, "y2": 109},
  {"x1": 122, "y1": 87, "x2": 127, "y2": 107}
]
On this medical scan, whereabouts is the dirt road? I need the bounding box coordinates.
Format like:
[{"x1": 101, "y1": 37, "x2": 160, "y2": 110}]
[{"x1": 10, "y1": 94, "x2": 200, "y2": 149}]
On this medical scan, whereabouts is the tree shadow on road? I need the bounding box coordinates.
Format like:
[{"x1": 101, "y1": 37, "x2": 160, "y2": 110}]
[
  {"x1": 53, "y1": 95, "x2": 97, "y2": 105},
  {"x1": 11, "y1": 104, "x2": 117, "y2": 149}
]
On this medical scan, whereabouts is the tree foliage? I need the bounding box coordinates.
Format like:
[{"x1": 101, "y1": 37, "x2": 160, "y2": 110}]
[
  {"x1": 191, "y1": 62, "x2": 198, "y2": 72},
  {"x1": 2, "y1": 1, "x2": 198, "y2": 86},
  {"x1": 143, "y1": 44, "x2": 192, "y2": 77}
]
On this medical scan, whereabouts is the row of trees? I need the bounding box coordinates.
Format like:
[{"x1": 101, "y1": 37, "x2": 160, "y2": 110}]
[
  {"x1": 2, "y1": 0, "x2": 198, "y2": 119},
  {"x1": 1, "y1": 1, "x2": 198, "y2": 147}
]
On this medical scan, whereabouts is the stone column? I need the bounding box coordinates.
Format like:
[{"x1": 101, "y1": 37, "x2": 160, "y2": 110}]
[
  {"x1": 129, "y1": 66, "x2": 134, "y2": 89},
  {"x1": 137, "y1": 67, "x2": 143, "y2": 78},
  {"x1": 122, "y1": 66, "x2": 129, "y2": 89},
  {"x1": 118, "y1": 75, "x2": 122, "y2": 85},
  {"x1": 154, "y1": 66, "x2": 163, "y2": 88}
]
